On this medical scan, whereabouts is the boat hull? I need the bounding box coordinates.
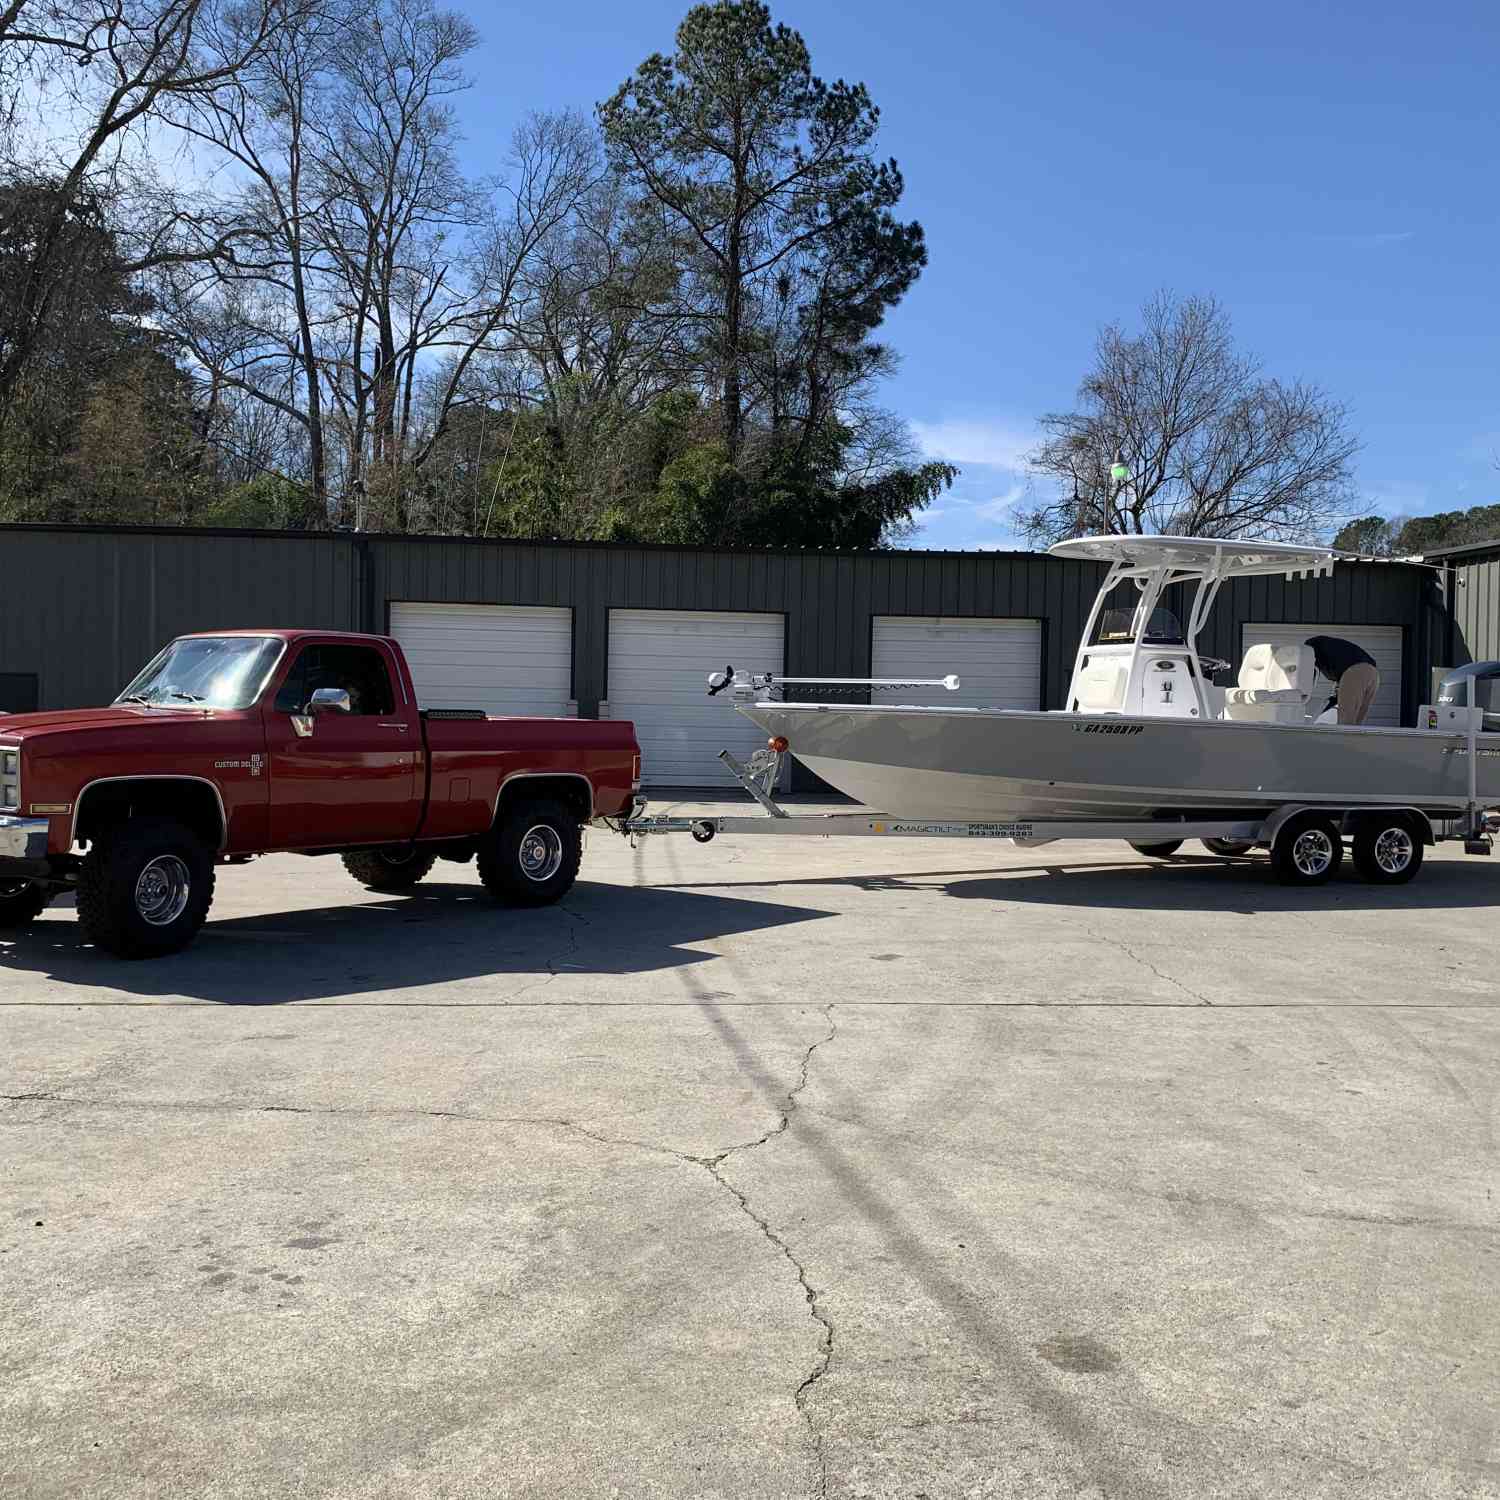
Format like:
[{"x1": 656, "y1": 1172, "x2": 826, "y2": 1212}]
[{"x1": 738, "y1": 703, "x2": 1500, "y2": 822}]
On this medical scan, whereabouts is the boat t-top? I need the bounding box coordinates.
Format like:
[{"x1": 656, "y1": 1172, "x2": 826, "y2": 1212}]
[{"x1": 621, "y1": 535, "x2": 1497, "y2": 887}]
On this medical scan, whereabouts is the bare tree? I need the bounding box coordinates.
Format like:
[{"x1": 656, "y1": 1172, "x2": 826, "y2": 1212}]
[
  {"x1": 161, "y1": 0, "x2": 360, "y2": 523},
  {"x1": 0, "y1": 0, "x2": 320, "y2": 430},
  {"x1": 1022, "y1": 292, "x2": 1359, "y2": 545}
]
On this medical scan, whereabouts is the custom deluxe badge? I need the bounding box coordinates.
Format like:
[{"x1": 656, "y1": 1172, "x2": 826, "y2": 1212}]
[{"x1": 213, "y1": 754, "x2": 264, "y2": 775}]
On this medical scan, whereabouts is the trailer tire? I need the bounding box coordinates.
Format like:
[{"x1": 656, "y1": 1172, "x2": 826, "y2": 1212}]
[
  {"x1": 1270, "y1": 813, "x2": 1343, "y2": 887},
  {"x1": 341, "y1": 847, "x2": 438, "y2": 890},
  {"x1": 1351, "y1": 818, "x2": 1423, "y2": 885},
  {"x1": 0, "y1": 879, "x2": 50, "y2": 928},
  {"x1": 1129, "y1": 840, "x2": 1183, "y2": 858},
  {"x1": 477, "y1": 798, "x2": 581, "y2": 907},
  {"x1": 78, "y1": 817, "x2": 215, "y2": 958}
]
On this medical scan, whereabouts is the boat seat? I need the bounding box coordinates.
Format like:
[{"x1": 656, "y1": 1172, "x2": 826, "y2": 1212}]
[
  {"x1": 1074, "y1": 657, "x2": 1127, "y2": 712},
  {"x1": 1222, "y1": 643, "x2": 1316, "y2": 724}
]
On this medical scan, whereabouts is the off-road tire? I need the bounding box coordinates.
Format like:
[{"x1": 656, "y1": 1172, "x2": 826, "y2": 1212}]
[
  {"x1": 1129, "y1": 839, "x2": 1184, "y2": 859},
  {"x1": 1270, "y1": 813, "x2": 1343, "y2": 887},
  {"x1": 77, "y1": 816, "x2": 215, "y2": 959},
  {"x1": 341, "y1": 847, "x2": 438, "y2": 890},
  {"x1": 0, "y1": 879, "x2": 50, "y2": 929},
  {"x1": 1351, "y1": 818, "x2": 1424, "y2": 885},
  {"x1": 1202, "y1": 838, "x2": 1256, "y2": 857},
  {"x1": 477, "y1": 798, "x2": 581, "y2": 907}
]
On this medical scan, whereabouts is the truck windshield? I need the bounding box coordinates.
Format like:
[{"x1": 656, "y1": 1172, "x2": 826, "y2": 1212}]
[{"x1": 116, "y1": 637, "x2": 284, "y2": 710}]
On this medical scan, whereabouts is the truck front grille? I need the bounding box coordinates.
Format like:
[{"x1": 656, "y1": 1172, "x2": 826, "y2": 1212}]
[{"x1": 0, "y1": 746, "x2": 18, "y2": 811}]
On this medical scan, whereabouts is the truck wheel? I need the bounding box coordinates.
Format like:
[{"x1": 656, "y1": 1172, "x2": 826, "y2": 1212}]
[
  {"x1": 341, "y1": 847, "x2": 438, "y2": 891},
  {"x1": 77, "y1": 817, "x2": 215, "y2": 959},
  {"x1": 1129, "y1": 840, "x2": 1183, "y2": 858},
  {"x1": 1352, "y1": 818, "x2": 1424, "y2": 885},
  {"x1": 1270, "y1": 813, "x2": 1343, "y2": 887},
  {"x1": 0, "y1": 879, "x2": 50, "y2": 929},
  {"x1": 477, "y1": 798, "x2": 581, "y2": 907}
]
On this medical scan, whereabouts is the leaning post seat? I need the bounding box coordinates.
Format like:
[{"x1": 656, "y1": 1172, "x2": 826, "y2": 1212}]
[{"x1": 1221, "y1": 643, "x2": 1317, "y2": 724}]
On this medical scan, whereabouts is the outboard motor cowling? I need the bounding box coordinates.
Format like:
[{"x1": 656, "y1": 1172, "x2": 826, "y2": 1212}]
[{"x1": 1438, "y1": 662, "x2": 1500, "y2": 730}]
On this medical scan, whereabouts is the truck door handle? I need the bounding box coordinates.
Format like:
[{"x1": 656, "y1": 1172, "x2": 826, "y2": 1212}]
[{"x1": 378, "y1": 721, "x2": 409, "y2": 732}]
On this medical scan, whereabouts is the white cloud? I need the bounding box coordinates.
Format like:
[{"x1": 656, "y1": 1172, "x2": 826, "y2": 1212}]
[
  {"x1": 910, "y1": 418, "x2": 1038, "y2": 471},
  {"x1": 973, "y1": 485, "x2": 1027, "y2": 521}
]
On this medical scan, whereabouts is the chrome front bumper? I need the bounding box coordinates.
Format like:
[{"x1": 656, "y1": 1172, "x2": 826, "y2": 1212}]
[{"x1": 0, "y1": 814, "x2": 51, "y2": 867}]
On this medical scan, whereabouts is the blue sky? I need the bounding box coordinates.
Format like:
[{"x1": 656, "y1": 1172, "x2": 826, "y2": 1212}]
[{"x1": 442, "y1": 0, "x2": 1498, "y2": 549}]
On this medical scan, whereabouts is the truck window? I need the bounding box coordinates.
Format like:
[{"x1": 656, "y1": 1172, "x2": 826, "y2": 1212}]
[{"x1": 274, "y1": 645, "x2": 396, "y2": 717}]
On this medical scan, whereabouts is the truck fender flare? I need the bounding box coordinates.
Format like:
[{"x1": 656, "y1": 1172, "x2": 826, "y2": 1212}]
[
  {"x1": 492, "y1": 770, "x2": 594, "y2": 825},
  {"x1": 72, "y1": 776, "x2": 229, "y2": 851}
]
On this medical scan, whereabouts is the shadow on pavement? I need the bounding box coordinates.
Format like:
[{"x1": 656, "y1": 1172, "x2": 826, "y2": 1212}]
[
  {"x1": 0, "y1": 880, "x2": 829, "y2": 1005},
  {"x1": 664, "y1": 854, "x2": 1500, "y2": 914}
]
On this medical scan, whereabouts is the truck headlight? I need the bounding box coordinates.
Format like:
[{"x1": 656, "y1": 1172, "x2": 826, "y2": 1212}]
[{"x1": 0, "y1": 748, "x2": 18, "y2": 810}]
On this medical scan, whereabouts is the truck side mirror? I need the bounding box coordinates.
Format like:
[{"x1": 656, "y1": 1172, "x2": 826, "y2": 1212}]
[
  {"x1": 291, "y1": 686, "x2": 352, "y2": 738},
  {"x1": 307, "y1": 687, "x2": 352, "y2": 716}
]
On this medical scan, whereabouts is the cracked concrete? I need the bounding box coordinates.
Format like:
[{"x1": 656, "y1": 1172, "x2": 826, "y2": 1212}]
[{"x1": 4, "y1": 807, "x2": 1500, "y2": 1498}]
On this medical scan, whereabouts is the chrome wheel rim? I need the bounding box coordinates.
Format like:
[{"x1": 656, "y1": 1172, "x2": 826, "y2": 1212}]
[
  {"x1": 518, "y1": 825, "x2": 563, "y2": 883},
  {"x1": 1291, "y1": 829, "x2": 1335, "y2": 878},
  {"x1": 1374, "y1": 827, "x2": 1413, "y2": 874},
  {"x1": 135, "y1": 855, "x2": 191, "y2": 926}
]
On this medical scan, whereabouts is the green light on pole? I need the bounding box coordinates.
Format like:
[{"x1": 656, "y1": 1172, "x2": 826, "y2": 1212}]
[{"x1": 1110, "y1": 450, "x2": 1129, "y2": 484}]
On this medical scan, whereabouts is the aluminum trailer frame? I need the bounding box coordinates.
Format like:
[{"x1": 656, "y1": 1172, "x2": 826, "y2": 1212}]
[
  {"x1": 615, "y1": 747, "x2": 1491, "y2": 854},
  {"x1": 611, "y1": 676, "x2": 1498, "y2": 876}
]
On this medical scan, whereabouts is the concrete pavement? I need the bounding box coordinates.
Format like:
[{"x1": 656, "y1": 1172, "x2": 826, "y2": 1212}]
[{"x1": 3, "y1": 804, "x2": 1498, "y2": 1497}]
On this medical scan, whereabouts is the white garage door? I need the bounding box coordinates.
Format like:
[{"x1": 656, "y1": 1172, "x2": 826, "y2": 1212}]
[
  {"x1": 608, "y1": 609, "x2": 784, "y2": 786},
  {"x1": 390, "y1": 602, "x2": 572, "y2": 717},
  {"x1": 1242, "y1": 623, "x2": 1403, "y2": 726},
  {"x1": 872, "y1": 616, "x2": 1042, "y2": 710}
]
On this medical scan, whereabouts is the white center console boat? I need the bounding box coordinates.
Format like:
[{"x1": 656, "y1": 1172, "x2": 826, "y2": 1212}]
[{"x1": 620, "y1": 536, "x2": 1497, "y2": 887}]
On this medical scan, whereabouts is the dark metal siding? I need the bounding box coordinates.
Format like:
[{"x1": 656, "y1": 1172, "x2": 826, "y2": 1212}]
[
  {"x1": 0, "y1": 528, "x2": 356, "y2": 709},
  {"x1": 1, "y1": 525, "x2": 1439, "y2": 737},
  {"x1": 367, "y1": 536, "x2": 1106, "y2": 717},
  {"x1": 1449, "y1": 555, "x2": 1500, "y2": 668}
]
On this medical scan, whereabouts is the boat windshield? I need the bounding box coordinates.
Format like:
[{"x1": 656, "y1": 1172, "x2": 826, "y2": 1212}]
[
  {"x1": 116, "y1": 636, "x2": 284, "y2": 710},
  {"x1": 1091, "y1": 605, "x2": 1185, "y2": 646}
]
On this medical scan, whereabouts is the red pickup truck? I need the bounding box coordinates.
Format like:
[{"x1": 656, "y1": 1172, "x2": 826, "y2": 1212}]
[{"x1": 0, "y1": 630, "x2": 639, "y2": 958}]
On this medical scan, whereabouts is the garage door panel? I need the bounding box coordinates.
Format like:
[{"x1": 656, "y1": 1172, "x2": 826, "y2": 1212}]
[
  {"x1": 872, "y1": 617, "x2": 1042, "y2": 710},
  {"x1": 609, "y1": 609, "x2": 784, "y2": 787},
  {"x1": 391, "y1": 602, "x2": 572, "y2": 718},
  {"x1": 1242, "y1": 624, "x2": 1402, "y2": 726}
]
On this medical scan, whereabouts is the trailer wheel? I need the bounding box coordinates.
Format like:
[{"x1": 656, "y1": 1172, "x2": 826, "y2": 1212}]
[
  {"x1": 341, "y1": 847, "x2": 438, "y2": 891},
  {"x1": 1202, "y1": 838, "x2": 1256, "y2": 857},
  {"x1": 1270, "y1": 813, "x2": 1343, "y2": 887},
  {"x1": 1352, "y1": 818, "x2": 1423, "y2": 885},
  {"x1": 477, "y1": 798, "x2": 581, "y2": 907},
  {"x1": 0, "y1": 879, "x2": 51, "y2": 929},
  {"x1": 1129, "y1": 839, "x2": 1183, "y2": 858}
]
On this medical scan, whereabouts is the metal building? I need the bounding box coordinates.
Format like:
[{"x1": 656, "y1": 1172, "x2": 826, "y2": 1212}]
[
  {"x1": 1427, "y1": 537, "x2": 1500, "y2": 673},
  {"x1": 0, "y1": 524, "x2": 1447, "y2": 786}
]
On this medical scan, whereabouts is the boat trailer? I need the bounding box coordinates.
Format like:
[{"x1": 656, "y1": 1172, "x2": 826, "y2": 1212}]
[
  {"x1": 618, "y1": 743, "x2": 1490, "y2": 854},
  {"x1": 612, "y1": 670, "x2": 1497, "y2": 881}
]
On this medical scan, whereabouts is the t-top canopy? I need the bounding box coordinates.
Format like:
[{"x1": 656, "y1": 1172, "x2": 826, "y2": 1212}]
[{"x1": 1047, "y1": 534, "x2": 1342, "y2": 579}]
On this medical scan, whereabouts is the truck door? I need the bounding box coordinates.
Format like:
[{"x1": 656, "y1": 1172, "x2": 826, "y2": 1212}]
[{"x1": 263, "y1": 640, "x2": 420, "y2": 849}]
